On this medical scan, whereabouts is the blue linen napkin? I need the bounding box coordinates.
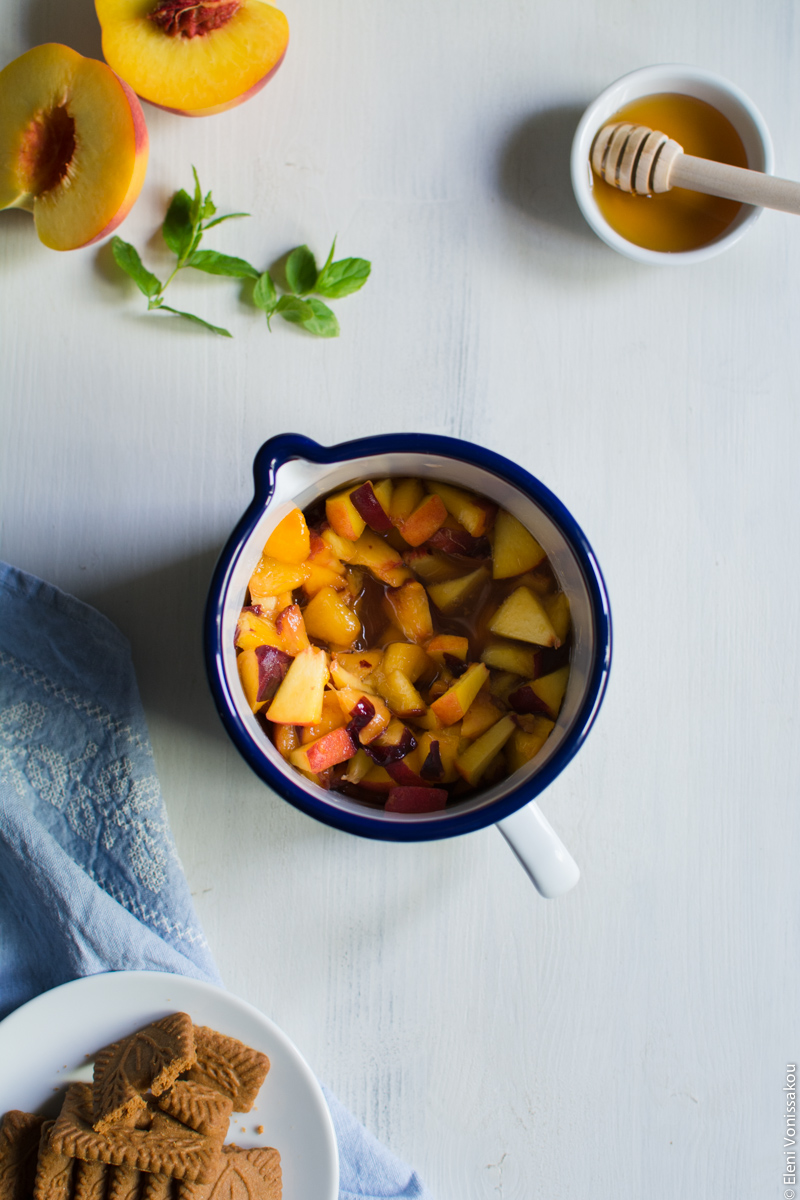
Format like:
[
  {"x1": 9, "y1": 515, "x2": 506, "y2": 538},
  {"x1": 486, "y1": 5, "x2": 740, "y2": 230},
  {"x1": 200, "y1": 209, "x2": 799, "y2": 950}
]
[{"x1": 0, "y1": 561, "x2": 431, "y2": 1200}]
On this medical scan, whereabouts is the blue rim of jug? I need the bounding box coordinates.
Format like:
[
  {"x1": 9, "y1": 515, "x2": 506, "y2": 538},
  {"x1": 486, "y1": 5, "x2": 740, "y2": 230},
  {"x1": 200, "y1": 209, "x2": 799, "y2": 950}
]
[{"x1": 204, "y1": 432, "x2": 612, "y2": 842}]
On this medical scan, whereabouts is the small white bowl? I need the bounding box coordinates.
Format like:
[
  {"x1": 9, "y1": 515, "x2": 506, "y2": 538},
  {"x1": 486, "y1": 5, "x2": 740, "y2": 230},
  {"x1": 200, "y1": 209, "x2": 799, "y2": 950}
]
[{"x1": 570, "y1": 64, "x2": 774, "y2": 264}]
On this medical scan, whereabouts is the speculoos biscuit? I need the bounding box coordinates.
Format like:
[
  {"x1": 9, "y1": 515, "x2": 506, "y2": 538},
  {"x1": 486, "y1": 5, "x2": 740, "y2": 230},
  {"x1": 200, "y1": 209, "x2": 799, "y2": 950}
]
[
  {"x1": 184, "y1": 1027, "x2": 269, "y2": 1113},
  {"x1": 93, "y1": 1013, "x2": 196, "y2": 1133},
  {"x1": 156, "y1": 1082, "x2": 233, "y2": 1137},
  {"x1": 51, "y1": 1084, "x2": 222, "y2": 1183},
  {"x1": 176, "y1": 1145, "x2": 281, "y2": 1199},
  {"x1": 72, "y1": 1157, "x2": 110, "y2": 1200},
  {"x1": 32, "y1": 1120, "x2": 74, "y2": 1200},
  {"x1": 0, "y1": 1110, "x2": 45, "y2": 1200},
  {"x1": 106, "y1": 1164, "x2": 144, "y2": 1200}
]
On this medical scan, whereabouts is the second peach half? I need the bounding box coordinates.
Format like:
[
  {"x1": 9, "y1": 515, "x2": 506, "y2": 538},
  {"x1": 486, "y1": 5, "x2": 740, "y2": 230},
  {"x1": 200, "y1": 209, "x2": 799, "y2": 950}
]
[{"x1": 96, "y1": 0, "x2": 290, "y2": 117}]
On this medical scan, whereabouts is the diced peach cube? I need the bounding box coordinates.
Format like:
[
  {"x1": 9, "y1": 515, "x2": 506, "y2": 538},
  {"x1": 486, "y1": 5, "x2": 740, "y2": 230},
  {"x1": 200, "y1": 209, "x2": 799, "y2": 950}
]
[
  {"x1": 301, "y1": 691, "x2": 349, "y2": 743},
  {"x1": 383, "y1": 580, "x2": 434, "y2": 644},
  {"x1": 460, "y1": 691, "x2": 505, "y2": 741},
  {"x1": 264, "y1": 507, "x2": 311, "y2": 565},
  {"x1": 342, "y1": 747, "x2": 373, "y2": 785},
  {"x1": 336, "y1": 649, "x2": 384, "y2": 683},
  {"x1": 403, "y1": 547, "x2": 466, "y2": 584},
  {"x1": 351, "y1": 531, "x2": 412, "y2": 588},
  {"x1": 272, "y1": 723, "x2": 301, "y2": 760},
  {"x1": 381, "y1": 642, "x2": 432, "y2": 683},
  {"x1": 359, "y1": 765, "x2": 396, "y2": 793},
  {"x1": 248, "y1": 555, "x2": 310, "y2": 605},
  {"x1": 426, "y1": 566, "x2": 488, "y2": 614},
  {"x1": 455, "y1": 714, "x2": 516, "y2": 786},
  {"x1": 272, "y1": 604, "x2": 309, "y2": 655},
  {"x1": 424, "y1": 635, "x2": 469, "y2": 669},
  {"x1": 238, "y1": 645, "x2": 293, "y2": 713},
  {"x1": 544, "y1": 591, "x2": 571, "y2": 643},
  {"x1": 377, "y1": 669, "x2": 427, "y2": 718},
  {"x1": 528, "y1": 666, "x2": 570, "y2": 719},
  {"x1": 235, "y1": 607, "x2": 285, "y2": 653},
  {"x1": 491, "y1": 510, "x2": 547, "y2": 579},
  {"x1": 480, "y1": 637, "x2": 541, "y2": 678},
  {"x1": 266, "y1": 646, "x2": 329, "y2": 725},
  {"x1": 303, "y1": 560, "x2": 349, "y2": 598},
  {"x1": 430, "y1": 661, "x2": 490, "y2": 725},
  {"x1": 290, "y1": 726, "x2": 356, "y2": 773},
  {"x1": 329, "y1": 656, "x2": 373, "y2": 692},
  {"x1": 320, "y1": 523, "x2": 357, "y2": 562},
  {"x1": 398, "y1": 494, "x2": 448, "y2": 547},
  {"x1": 488, "y1": 586, "x2": 560, "y2": 647},
  {"x1": 507, "y1": 716, "x2": 555, "y2": 772},
  {"x1": 389, "y1": 477, "x2": 425, "y2": 525},
  {"x1": 426, "y1": 482, "x2": 497, "y2": 537},
  {"x1": 373, "y1": 479, "x2": 394, "y2": 513},
  {"x1": 303, "y1": 586, "x2": 361, "y2": 649},
  {"x1": 332, "y1": 687, "x2": 391, "y2": 744},
  {"x1": 326, "y1": 490, "x2": 366, "y2": 541}
]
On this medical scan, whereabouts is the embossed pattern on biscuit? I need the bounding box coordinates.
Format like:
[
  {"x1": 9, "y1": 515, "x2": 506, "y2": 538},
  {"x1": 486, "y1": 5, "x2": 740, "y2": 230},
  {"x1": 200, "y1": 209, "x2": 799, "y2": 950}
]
[
  {"x1": 176, "y1": 1145, "x2": 281, "y2": 1200},
  {"x1": 141, "y1": 1171, "x2": 175, "y2": 1199},
  {"x1": 156, "y1": 1082, "x2": 233, "y2": 1136},
  {"x1": 51, "y1": 1085, "x2": 222, "y2": 1183},
  {"x1": 32, "y1": 1120, "x2": 74, "y2": 1200},
  {"x1": 184, "y1": 1028, "x2": 270, "y2": 1113},
  {"x1": 73, "y1": 1157, "x2": 109, "y2": 1200},
  {"x1": 0, "y1": 1109, "x2": 45, "y2": 1200},
  {"x1": 93, "y1": 1013, "x2": 196, "y2": 1133},
  {"x1": 106, "y1": 1164, "x2": 144, "y2": 1200}
]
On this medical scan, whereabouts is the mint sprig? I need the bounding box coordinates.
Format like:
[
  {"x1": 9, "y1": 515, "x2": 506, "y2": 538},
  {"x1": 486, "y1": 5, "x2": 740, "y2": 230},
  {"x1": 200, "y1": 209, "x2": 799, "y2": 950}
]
[
  {"x1": 253, "y1": 237, "x2": 369, "y2": 337},
  {"x1": 112, "y1": 171, "x2": 370, "y2": 338},
  {"x1": 112, "y1": 167, "x2": 251, "y2": 337}
]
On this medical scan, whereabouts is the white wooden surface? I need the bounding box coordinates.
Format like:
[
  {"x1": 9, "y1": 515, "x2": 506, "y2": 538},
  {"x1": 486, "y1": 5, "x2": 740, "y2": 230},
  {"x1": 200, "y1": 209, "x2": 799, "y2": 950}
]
[{"x1": 2, "y1": 2, "x2": 799, "y2": 1197}]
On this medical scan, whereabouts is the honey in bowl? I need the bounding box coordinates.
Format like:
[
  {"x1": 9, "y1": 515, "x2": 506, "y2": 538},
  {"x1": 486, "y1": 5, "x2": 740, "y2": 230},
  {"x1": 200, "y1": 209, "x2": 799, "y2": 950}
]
[{"x1": 591, "y1": 92, "x2": 749, "y2": 252}]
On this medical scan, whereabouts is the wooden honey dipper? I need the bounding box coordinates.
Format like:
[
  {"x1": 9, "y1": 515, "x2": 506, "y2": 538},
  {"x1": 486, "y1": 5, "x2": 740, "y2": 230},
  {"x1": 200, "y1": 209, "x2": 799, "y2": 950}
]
[{"x1": 591, "y1": 121, "x2": 800, "y2": 214}]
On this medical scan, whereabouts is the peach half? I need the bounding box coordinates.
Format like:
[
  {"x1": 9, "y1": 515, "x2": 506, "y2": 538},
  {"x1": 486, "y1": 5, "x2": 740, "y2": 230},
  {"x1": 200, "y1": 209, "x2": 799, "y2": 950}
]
[
  {"x1": 0, "y1": 44, "x2": 148, "y2": 251},
  {"x1": 96, "y1": 0, "x2": 289, "y2": 118}
]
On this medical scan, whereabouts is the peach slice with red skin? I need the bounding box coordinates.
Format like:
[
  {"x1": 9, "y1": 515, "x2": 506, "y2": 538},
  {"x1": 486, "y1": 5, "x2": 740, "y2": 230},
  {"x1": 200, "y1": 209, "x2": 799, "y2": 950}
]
[
  {"x1": 385, "y1": 787, "x2": 448, "y2": 813},
  {"x1": 0, "y1": 44, "x2": 148, "y2": 251},
  {"x1": 96, "y1": 0, "x2": 289, "y2": 118},
  {"x1": 290, "y1": 727, "x2": 356, "y2": 774},
  {"x1": 398, "y1": 494, "x2": 448, "y2": 548},
  {"x1": 349, "y1": 482, "x2": 393, "y2": 533}
]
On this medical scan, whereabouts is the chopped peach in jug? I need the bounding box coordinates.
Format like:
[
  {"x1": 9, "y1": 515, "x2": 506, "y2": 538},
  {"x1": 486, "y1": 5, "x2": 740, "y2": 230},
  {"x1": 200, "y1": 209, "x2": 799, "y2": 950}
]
[{"x1": 235, "y1": 478, "x2": 572, "y2": 810}]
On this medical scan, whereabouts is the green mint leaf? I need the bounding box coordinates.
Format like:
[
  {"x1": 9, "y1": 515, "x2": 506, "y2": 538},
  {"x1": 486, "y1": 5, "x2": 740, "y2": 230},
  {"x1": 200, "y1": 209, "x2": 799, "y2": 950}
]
[
  {"x1": 285, "y1": 245, "x2": 318, "y2": 295},
  {"x1": 316, "y1": 256, "x2": 371, "y2": 299},
  {"x1": 302, "y1": 297, "x2": 340, "y2": 338},
  {"x1": 188, "y1": 250, "x2": 260, "y2": 279},
  {"x1": 275, "y1": 294, "x2": 314, "y2": 324},
  {"x1": 320, "y1": 237, "x2": 336, "y2": 276},
  {"x1": 159, "y1": 304, "x2": 233, "y2": 337},
  {"x1": 202, "y1": 211, "x2": 249, "y2": 231},
  {"x1": 162, "y1": 189, "x2": 194, "y2": 259},
  {"x1": 201, "y1": 189, "x2": 216, "y2": 220},
  {"x1": 253, "y1": 270, "x2": 278, "y2": 314},
  {"x1": 111, "y1": 237, "x2": 162, "y2": 298},
  {"x1": 190, "y1": 166, "x2": 203, "y2": 226}
]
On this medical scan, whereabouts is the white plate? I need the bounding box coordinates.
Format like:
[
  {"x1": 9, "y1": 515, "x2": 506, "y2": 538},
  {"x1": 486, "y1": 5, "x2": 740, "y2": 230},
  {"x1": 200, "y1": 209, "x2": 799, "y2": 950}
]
[{"x1": 0, "y1": 971, "x2": 338, "y2": 1200}]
